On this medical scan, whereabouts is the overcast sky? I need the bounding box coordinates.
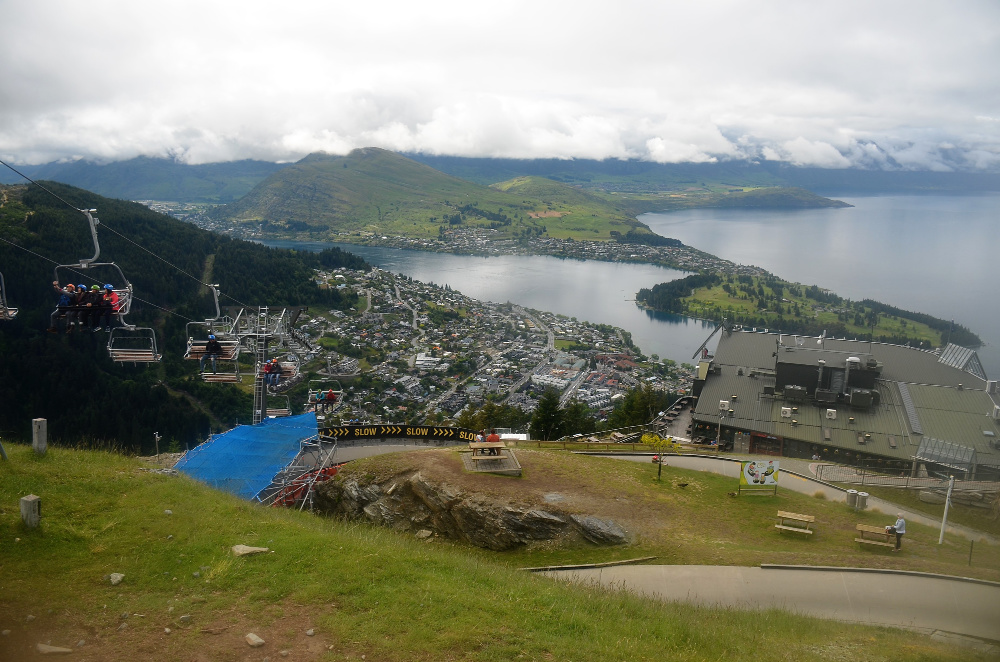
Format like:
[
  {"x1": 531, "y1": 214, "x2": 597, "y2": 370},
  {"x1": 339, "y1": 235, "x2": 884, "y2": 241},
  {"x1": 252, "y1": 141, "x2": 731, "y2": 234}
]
[{"x1": 1, "y1": 0, "x2": 998, "y2": 170}]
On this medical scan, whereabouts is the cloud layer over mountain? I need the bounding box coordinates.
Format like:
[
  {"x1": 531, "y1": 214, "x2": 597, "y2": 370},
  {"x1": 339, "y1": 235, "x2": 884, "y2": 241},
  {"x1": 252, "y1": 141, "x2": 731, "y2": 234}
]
[{"x1": 2, "y1": 0, "x2": 998, "y2": 170}]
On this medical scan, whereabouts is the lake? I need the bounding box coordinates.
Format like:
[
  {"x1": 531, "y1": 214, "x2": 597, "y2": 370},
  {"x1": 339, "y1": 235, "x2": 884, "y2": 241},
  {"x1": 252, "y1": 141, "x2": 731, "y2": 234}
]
[
  {"x1": 641, "y1": 194, "x2": 999, "y2": 376},
  {"x1": 264, "y1": 194, "x2": 999, "y2": 378}
]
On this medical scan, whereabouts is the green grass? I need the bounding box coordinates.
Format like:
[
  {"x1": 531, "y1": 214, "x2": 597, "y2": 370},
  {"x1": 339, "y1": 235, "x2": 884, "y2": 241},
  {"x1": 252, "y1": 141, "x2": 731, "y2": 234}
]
[
  {"x1": 0, "y1": 443, "x2": 995, "y2": 661},
  {"x1": 834, "y1": 483, "x2": 1000, "y2": 539}
]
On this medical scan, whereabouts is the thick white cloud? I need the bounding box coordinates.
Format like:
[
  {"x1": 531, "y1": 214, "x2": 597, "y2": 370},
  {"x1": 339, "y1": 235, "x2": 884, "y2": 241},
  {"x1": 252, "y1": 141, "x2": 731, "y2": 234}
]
[{"x1": 1, "y1": 0, "x2": 998, "y2": 169}]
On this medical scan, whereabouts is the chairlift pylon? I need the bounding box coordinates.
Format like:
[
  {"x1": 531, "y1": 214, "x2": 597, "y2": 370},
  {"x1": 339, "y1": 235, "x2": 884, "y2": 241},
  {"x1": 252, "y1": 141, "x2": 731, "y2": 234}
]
[{"x1": 0, "y1": 272, "x2": 17, "y2": 320}]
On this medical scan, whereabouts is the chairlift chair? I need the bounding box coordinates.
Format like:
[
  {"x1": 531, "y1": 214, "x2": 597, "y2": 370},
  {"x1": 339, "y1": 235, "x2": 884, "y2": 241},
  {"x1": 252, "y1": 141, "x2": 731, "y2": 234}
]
[
  {"x1": 108, "y1": 326, "x2": 161, "y2": 363},
  {"x1": 0, "y1": 272, "x2": 17, "y2": 320},
  {"x1": 308, "y1": 379, "x2": 344, "y2": 426},
  {"x1": 49, "y1": 209, "x2": 157, "y2": 363},
  {"x1": 184, "y1": 336, "x2": 242, "y2": 382},
  {"x1": 181, "y1": 285, "x2": 242, "y2": 381},
  {"x1": 266, "y1": 395, "x2": 292, "y2": 418}
]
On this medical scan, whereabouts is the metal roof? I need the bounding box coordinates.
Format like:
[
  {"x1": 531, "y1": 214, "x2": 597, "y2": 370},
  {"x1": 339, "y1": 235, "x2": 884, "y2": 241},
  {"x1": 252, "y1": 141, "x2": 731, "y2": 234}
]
[
  {"x1": 693, "y1": 331, "x2": 997, "y2": 465},
  {"x1": 938, "y1": 343, "x2": 987, "y2": 380}
]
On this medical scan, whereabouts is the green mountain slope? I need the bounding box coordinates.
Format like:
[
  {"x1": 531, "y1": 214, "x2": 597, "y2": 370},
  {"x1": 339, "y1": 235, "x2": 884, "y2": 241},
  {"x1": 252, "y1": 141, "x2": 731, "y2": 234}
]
[
  {"x1": 211, "y1": 148, "x2": 647, "y2": 241},
  {"x1": 0, "y1": 182, "x2": 366, "y2": 450}
]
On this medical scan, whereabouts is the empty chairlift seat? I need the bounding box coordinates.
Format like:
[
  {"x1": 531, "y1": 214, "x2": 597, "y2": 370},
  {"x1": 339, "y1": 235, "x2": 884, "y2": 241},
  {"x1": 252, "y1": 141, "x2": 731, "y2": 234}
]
[{"x1": 108, "y1": 327, "x2": 161, "y2": 363}]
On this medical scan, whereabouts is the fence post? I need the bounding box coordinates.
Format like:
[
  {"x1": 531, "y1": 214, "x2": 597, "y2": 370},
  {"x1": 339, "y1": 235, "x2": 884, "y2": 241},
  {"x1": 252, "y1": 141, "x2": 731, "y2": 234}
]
[
  {"x1": 32, "y1": 418, "x2": 47, "y2": 456},
  {"x1": 20, "y1": 494, "x2": 40, "y2": 528}
]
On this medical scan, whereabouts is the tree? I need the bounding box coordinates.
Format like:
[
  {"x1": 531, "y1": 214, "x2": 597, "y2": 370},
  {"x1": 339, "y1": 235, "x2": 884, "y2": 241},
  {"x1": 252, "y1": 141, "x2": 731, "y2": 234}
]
[
  {"x1": 530, "y1": 388, "x2": 563, "y2": 441},
  {"x1": 561, "y1": 398, "x2": 596, "y2": 437},
  {"x1": 607, "y1": 384, "x2": 675, "y2": 429},
  {"x1": 642, "y1": 432, "x2": 675, "y2": 481}
]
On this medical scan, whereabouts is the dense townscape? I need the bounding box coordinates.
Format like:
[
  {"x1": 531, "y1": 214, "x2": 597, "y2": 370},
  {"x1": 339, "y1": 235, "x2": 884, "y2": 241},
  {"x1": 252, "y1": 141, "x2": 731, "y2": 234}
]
[{"x1": 292, "y1": 265, "x2": 694, "y2": 429}]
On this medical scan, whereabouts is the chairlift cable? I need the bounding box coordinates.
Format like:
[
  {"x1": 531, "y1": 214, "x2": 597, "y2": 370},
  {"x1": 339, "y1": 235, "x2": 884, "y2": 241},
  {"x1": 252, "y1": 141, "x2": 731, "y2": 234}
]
[
  {"x1": 1, "y1": 158, "x2": 253, "y2": 310},
  {"x1": 0, "y1": 235, "x2": 199, "y2": 324},
  {"x1": 0, "y1": 158, "x2": 88, "y2": 212}
]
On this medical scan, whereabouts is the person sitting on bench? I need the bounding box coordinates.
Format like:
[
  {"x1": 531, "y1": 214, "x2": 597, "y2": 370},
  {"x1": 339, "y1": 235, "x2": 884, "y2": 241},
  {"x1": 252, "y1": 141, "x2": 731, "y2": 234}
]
[{"x1": 200, "y1": 334, "x2": 223, "y2": 374}]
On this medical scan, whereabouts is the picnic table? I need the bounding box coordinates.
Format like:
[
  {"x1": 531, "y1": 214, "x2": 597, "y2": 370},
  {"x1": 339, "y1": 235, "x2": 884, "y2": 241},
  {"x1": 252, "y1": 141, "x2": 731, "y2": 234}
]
[
  {"x1": 468, "y1": 441, "x2": 506, "y2": 462},
  {"x1": 775, "y1": 510, "x2": 815, "y2": 535},
  {"x1": 855, "y1": 524, "x2": 895, "y2": 548}
]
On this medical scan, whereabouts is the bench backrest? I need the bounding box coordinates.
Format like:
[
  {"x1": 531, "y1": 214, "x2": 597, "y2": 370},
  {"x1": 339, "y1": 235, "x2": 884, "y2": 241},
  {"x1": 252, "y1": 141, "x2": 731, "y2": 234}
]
[{"x1": 856, "y1": 524, "x2": 888, "y2": 534}]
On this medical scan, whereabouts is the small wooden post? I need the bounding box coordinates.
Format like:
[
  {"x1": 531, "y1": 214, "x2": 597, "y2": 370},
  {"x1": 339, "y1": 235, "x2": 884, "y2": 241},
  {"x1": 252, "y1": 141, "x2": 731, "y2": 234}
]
[
  {"x1": 20, "y1": 494, "x2": 40, "y2": 528},
  {"x1": 32, "y1": 418, "x2": 47, "y2": 456}
]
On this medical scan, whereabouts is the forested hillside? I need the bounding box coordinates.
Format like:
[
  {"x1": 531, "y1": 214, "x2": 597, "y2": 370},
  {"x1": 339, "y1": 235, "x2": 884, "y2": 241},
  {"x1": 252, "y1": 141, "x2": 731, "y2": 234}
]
[{"x1": 0, "y1": 183, "x2": 367, "y2": 451}]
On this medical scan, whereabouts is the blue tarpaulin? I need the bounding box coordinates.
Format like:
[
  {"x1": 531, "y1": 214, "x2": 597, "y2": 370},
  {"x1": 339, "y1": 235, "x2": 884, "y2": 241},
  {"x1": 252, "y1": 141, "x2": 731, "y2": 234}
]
[{"x1": 176, "y1": 412, "x2": 317, "y2": 500}]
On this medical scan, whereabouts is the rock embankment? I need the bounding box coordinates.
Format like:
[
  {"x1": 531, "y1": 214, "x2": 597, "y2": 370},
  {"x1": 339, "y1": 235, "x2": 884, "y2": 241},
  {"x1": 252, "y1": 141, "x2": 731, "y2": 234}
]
[{"x1": 313, "y1": 471, "x2": 628, "y2": 551}]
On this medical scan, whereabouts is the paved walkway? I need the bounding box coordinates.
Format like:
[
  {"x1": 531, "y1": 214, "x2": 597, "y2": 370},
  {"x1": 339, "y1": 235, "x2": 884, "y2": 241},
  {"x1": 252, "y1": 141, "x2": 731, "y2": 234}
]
[
  {"x1": 599, "y1": 453, "x2": 998, "y2": 544},
  {"x1": 541, "y1": 565, "x2": 1000, "y2": 645}
]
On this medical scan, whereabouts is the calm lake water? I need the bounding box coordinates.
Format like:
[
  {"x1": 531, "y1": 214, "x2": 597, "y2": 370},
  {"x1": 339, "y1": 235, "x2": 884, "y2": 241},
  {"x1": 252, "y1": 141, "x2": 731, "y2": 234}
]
[
  {"x1": 641, "y1": 194, "x2": 999, "y2": 377},
  {"x1": 264, "y1": 240, "x2": 719, "y2": 366},
  {"x1": 265, "y1": 194, "x2": 998, "y2": 378}
]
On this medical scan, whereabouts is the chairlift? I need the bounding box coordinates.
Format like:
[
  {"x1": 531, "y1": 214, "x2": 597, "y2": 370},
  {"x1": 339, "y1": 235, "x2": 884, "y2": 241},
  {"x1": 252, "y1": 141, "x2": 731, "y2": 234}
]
[
  {"x1": 184, "y1": 336, "x2": 242, "y2": 382},
  {"x1": 308, "y1": 379, "x2": 344, "y2": 426},
  {"x1": 0, "y1": 271, "x2": 17, "y2": 320},
  {"x1": 108, "y1": 326, "x2": 162, "y2": 363},
  {"x1": 266, "y1": 394, "x2": 291, "y2": 418},
  {"x1": 183, "y1": 285, "x2": 242, "y2": 381},
  {"x1": 54, "y1": 209, "x2": 160, "y2": 363},
  {"x1": 262, "y1": 354, "x2": 301, "y2": 391}
]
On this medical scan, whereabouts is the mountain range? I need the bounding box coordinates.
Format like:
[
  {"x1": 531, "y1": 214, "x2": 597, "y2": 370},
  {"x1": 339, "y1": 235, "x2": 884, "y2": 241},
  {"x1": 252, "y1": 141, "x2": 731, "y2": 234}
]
[{"x1": 4, "y1": 152, "x2": 999, "y2": 206}]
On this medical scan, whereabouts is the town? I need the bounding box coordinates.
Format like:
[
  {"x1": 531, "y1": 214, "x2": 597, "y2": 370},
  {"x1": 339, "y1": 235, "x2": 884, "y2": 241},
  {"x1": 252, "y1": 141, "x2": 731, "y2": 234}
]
[
  {"x1": 142, "y1": 201, "x2": 768, "y2": 277},
  {"x1": 283, "y1": 264, "x2": 694, "y2": 429}
]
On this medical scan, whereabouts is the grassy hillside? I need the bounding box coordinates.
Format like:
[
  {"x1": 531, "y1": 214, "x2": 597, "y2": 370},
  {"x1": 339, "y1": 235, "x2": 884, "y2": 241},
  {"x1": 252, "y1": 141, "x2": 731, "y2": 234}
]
[
  {"x1": 211, "y1": 148, "x2": 647, "y2": 242},
  {"x1": 0, "y1": 443, "x2": 992, "y2": 661}
]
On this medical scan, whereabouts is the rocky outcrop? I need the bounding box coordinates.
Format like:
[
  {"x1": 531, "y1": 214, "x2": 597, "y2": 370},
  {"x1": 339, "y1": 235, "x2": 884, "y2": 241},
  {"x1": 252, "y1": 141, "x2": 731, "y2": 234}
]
[{"x1": 313, "y1": 472, "x2": 628, "y2": 551}]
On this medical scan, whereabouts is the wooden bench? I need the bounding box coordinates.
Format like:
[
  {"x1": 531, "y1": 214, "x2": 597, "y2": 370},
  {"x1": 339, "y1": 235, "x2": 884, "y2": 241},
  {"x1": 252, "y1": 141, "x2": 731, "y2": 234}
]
[
  {"x1": 855, "y1": 524, "x2": 895, "y2": 548},
  {"x1": 470, "y1": 451, "x2": 506, "y2": 462},
  {"x1": 775, "y1": 511, "x2": 815, "y2": 535},
  {"x1": 469, "y1": 441, "x2": 506, "y2": 457},
  {"x1": 185, "y1": 339, "x2": 239, "y2": 360},
  {"x1": 109, "y1": 348, "x2": 161, "y2": 363},
  {"x1": 199, "y1": 372, "x2": 239, "y2": 383}
]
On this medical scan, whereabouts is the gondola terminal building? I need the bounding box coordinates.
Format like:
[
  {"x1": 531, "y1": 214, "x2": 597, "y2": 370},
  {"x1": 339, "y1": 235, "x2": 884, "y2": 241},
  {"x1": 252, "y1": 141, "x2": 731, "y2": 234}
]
[{"x1": 690, "y1": 330, "x2": 999, "y2": 480}]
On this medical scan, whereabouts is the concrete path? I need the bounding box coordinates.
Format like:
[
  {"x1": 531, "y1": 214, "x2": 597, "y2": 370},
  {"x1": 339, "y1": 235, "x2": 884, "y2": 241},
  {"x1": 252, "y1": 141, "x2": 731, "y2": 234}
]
[
  {"x1": 599, "y1": 453, "x2": 998, "y2": 544},
  {"x1": 541, "y1": 564, "x2": 1000, "y2": 644}
]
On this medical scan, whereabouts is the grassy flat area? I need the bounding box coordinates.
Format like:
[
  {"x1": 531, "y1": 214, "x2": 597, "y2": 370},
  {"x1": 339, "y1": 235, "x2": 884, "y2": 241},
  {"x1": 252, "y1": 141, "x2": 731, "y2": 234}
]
[{"x1": 1, "y1": 443, "x2": 995, "y2": 661}]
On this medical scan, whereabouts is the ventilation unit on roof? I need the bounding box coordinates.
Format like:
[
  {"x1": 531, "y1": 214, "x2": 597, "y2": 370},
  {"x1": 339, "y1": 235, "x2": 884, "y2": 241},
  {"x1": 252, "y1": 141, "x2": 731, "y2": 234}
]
[
  {"x1": 994, "y1": 405, "x2": 1000, "y2": 421},
  {"x1": 826, "y1": 409, "x2": 837, "y2": 420},
  {"x1": 815, "y1": 389, "x2": 837, "y2": 404},
  {"x1": 850, "y1": 388, "x2": 874, "y2": 409},
  {"x1": 785, "y1": 385, "x2": 807, "y2": 402},
  {"x1": 988, "y1": 381, "x2": 998, "y2": 395},
  {"x1": 719, "y1": 400, "x2": 730, "y2": 411},
  {"x1": 780, "y1": 407, "x2": 792, "y2": 418}
]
